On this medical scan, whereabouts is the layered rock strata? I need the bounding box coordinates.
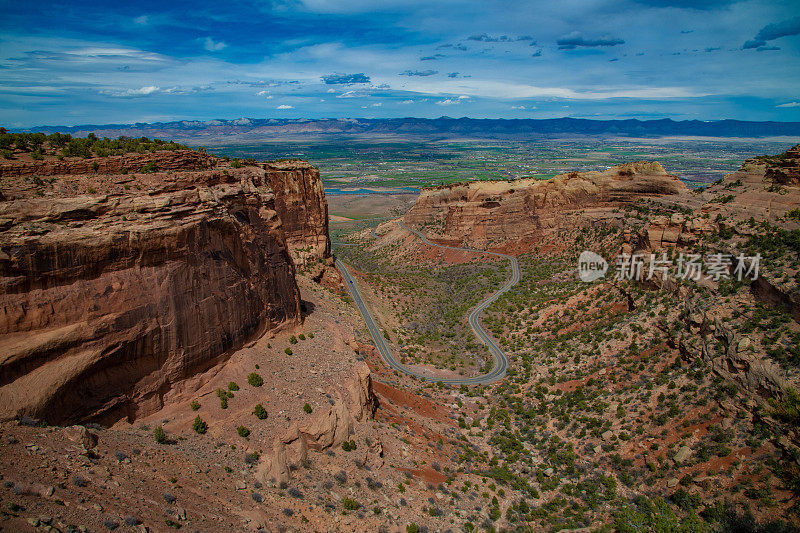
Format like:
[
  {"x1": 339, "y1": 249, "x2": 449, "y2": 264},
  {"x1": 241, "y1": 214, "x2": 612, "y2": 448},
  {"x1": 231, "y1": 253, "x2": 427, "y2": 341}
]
[
  {"x1": 0, "y1": 152, "x2": 330, "y2": 425},
  {"x1": 403, "y1": 161, "x2": 687, "y2": 249}
]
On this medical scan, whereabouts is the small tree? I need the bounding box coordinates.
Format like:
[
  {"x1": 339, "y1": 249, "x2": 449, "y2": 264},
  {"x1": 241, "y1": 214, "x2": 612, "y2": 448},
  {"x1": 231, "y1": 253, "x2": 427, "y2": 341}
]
[
  {"x1": 237, "y1": 425, "x2": 250, "y2": 438},
  {"x1": 247, "y1": 373, "x2": 263, "y2": 387},
  {"x1": 254, "y1": 404, "x2": 268, "y2": 420},
  {"x1": 303, "y1": 403, "x2": 313, "y2": 414},
  {"x1": 154, "y1": 426, "x2": 167, "y2": 444},
  {"x1": 193, "y1": 416, "x2": 208, "y2": 434}
]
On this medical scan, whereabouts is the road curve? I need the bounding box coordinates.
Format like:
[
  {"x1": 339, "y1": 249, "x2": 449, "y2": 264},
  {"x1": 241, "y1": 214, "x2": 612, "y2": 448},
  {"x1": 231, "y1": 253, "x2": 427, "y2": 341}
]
[{"x1": 334, "y1": 221, "x2": 519, "y2": 385}]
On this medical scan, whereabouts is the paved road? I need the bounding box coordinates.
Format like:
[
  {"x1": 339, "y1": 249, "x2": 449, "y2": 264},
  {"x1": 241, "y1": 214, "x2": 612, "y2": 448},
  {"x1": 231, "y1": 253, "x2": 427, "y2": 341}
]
[{"x1": 334, "y1": 221, "x2": 519, "y2": 385}]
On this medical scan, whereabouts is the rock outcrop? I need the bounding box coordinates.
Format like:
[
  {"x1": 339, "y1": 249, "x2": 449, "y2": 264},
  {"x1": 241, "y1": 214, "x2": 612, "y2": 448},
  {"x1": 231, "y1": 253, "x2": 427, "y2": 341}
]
[
  {"x1": 675, "y1": 306, "x2": 787, "y2": 399},
  {"x1": 258, "y1": 362, "x2": 378, "y2": 484},
  {"x1": 261, "y1": 161, "x2": 331, "y2": 278},
  {"x1": 0, "y1": 150, "x2": 214, "y2": 178},
  {"x1": 403, "y1": 161, "x2": 687, "y2": 249},
  {"x1": 0, "y1": 151, "x2": 330, "y2": 425},
  {"x1": 632, "y1": 212, "x2": 717, "y2": 253}
]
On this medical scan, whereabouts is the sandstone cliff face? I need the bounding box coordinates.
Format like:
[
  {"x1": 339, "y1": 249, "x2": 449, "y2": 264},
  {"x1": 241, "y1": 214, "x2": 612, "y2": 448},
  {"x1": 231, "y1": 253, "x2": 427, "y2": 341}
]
[
  {"x1": 403, "y1": 161, "x2": 686, "y2": 249},
  {"x1": 0, "y1": 152, "x2": 329, "y2": 425},
  {"x1": 261, "y1": 161, "x2": 331, "y2": 278}
]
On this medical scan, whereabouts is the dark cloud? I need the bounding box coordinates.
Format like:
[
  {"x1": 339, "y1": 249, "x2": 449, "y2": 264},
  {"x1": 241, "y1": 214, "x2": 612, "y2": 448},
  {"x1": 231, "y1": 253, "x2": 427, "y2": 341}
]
[
  {"x1": 516, "y1": 35, "x2": 534, "y2": 41},
  {"x1": 399, "y1": 69, "x2": 438, "y2": 76},
  {"x1": 680, "y1": 29, "x2": 694, "y2": 34},
  {"x1": 757, "y1": 46, "x2": 781, "y2": 51},
  {"x1": 420, "y1": 54, "x2": 444, "y2": 61},
  {"x1": 531, "y1": 49, "x2": 542, "y2": 57},
  {"x1": 321, "y1": 73, "x2": 370, "y2": 84},
  {"x1": 447, "y1": 72, "x2": 459, "y2": 78},
  {"x1": 467, "y1": 33, "x2": 512, "y2": 42},
  {"x1": 704, "y1": 47, "x2": 721, "y2": 52},
  {"x1": 743, "y1": 16, "x2": 800, "y2": 49},
  {"x1": 557, "y1": 32, "x2": 625, "y2": 50}
]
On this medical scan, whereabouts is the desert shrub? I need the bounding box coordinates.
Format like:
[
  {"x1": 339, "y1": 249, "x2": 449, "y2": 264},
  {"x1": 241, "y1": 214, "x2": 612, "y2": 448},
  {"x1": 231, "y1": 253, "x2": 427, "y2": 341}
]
[
  {"x1": 770, "y1": 388, "x2": 800, "y2": 424},
  {"x1": 193, "y1": 416, "x2": 207, "y2": 434},
  {"x1": 237, "y1": 425, "x2": 250, "y2": 438},
  {"x1": 141, "y1": 161, "x2": 158, "y2": 173},
  {"x1": 303, "y1": 403, "x2": 312, "y2": 414},
  {"x1": 289, "y1": 335, "x2": 298, "y2": 344},
  {"x1": 247, "y1": 373, "x2": 263, "y2": 387},
  {"x1": 342, "y1": 497, "x2": 359, "y2": 510},
  {"x1": 254, "y1": 404, "x2": 268, "y2": 419},
  {"x1": 342, "y1": 440, "x2": 357, "y2": 452},
  {"x1": 285, "y1": 348, "x2": 293, "y2": 355},
  {"x1": 228, "y1": 382, "x2": 239, "y2": 391},
  {"x1": 190, "y1": 400, "x2": 200, "y2": 411},
  {"x1": 154, "y1": 426, "x2": 167, "y2": 444}
]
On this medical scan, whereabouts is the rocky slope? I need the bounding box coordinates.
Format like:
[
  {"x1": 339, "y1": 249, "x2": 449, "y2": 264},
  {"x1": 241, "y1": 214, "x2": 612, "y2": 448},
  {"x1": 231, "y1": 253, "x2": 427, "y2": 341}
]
[
  {"x1": 0, "y1": 150, "x2": 331, "y2": 425},
  {"x1": 403, "y1": 161, "x2": 687, "y2": 249}
]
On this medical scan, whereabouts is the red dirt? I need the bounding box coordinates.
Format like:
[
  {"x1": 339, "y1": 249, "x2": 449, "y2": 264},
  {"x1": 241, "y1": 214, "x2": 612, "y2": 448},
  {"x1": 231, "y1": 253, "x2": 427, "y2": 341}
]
[
  {"x1": 397, "y1": 466, "x2": 449, "y2": 485},
  {"x1": 373, "y1": 381, "x2": 449, "y2": 423}
]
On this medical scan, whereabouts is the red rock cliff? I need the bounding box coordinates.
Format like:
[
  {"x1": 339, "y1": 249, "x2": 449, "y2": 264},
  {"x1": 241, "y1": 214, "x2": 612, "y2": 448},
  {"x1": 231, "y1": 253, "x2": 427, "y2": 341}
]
[
  {"x1": 0, "y1": 152, "x2": 329, "y2": 425},
  {"x1": 261, "y1": 160, "x2": 331, "y2": 279},
  {"x1": 403, "y1": 161, "x2": 687, "y2": 249}
]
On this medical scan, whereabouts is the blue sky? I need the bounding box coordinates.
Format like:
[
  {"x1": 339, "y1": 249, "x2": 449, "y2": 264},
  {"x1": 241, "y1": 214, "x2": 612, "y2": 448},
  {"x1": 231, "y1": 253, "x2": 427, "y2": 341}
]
[{"x1": 1, "y1": 0, "x2": 799, "y2": 127}]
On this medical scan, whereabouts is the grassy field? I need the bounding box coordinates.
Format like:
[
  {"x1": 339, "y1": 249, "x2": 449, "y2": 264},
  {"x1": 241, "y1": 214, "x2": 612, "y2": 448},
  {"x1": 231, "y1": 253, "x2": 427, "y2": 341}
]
[{"x1": 208, "y1": 137, "x2": 795, "y2": 189}]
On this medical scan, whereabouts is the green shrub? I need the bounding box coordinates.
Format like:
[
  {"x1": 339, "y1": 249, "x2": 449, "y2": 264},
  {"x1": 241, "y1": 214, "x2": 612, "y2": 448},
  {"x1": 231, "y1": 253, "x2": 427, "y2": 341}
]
[
  {"x1": 154, "y1": 426, "x2": 167, "y2": 444},
  {"x1": 770, "y1": 387, "x2": 800, "y2": 424},
  {"x1": 247, "y1": 373, "x2": 263, "y2": 387},
  {"x1": 285, "y1": 348, "x2": 293, "y2": 355},
  {"x1": 141, "y1": 161, "x2": 158, "y2": 173},
  {"x1": 228, "y1": 382, "x2": 239, "y2": 391},
  {"x1": 342, "y1": 497, "x2": 359, "y2": 510},
  {"x1": 193, "y1": 416, "x2": 207, "y2": 434},
  {"x1": 254, "y1": 404, "x2": 268, "y2": 419},
  {"x1": 237, "y1": 425, "x2": 250, "y2": 438},
  {"x1": 342, "y1": 440, "x2": 357, "y2": 452},
  {"x1": 190, "y1": 401, "x2": 200, "y2": 411},
  {"x1": 303, "y1": 403, "x2": 313, "y2": 414},
  {"x1": 298, "y1": 334, "x2": 305, "y2": 341},
  {"x1": 289, "y1": 335, "x2": 298, "y2": 344}
]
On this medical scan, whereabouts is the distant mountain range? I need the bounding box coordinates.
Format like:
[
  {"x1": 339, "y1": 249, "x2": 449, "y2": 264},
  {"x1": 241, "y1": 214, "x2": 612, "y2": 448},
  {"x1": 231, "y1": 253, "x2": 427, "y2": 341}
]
[{"x1": 20, "y1": 117, "x2": 800, "y2": 141}]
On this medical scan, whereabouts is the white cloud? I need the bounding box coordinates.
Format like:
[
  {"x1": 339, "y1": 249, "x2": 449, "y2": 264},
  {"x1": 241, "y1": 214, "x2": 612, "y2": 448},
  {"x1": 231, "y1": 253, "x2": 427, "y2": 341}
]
[
  {"x1": 436, "y1": 98, "x2": 461, "y2": 105},
  {"x1": 337, "y1": 90, "x2": 370, "y2": 98},
  {"x1": 777, "y1": 101, "x2": 800, "y2": 108},
  {"x1": 398, "y1": 79, "x2": 706, "y2": 100},
  {"x1": 203, "y1": 37, "x2": 227, "y2": 52},
  {"x1": 133, "y1": 15, "x2": 149, "y2": 25},
  {"x1": 101, "y1": 85, "x2": 160, "y2": 97},
  {"x1": 511, "y1": 105, "x2": 526, "y2": 109},
  {"x1": 276, "y1": 104, "x2": 294, "y2": 109},
  {"x1": 400, "y1": 99, "x2": 415, "y2": 104}
]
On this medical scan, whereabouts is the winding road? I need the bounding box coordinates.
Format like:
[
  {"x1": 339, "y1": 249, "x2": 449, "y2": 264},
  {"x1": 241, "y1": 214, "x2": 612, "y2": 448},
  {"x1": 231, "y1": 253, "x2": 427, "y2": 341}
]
[{"x1": 334, "y1": 221, "x2": 519, "y2": 385}]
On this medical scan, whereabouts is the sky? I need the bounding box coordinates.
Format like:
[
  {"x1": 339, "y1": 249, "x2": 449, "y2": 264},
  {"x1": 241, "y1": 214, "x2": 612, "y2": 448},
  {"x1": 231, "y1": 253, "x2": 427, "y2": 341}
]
[{"x1": 1, "y1": 0, "x2": 799, "y2": 127}]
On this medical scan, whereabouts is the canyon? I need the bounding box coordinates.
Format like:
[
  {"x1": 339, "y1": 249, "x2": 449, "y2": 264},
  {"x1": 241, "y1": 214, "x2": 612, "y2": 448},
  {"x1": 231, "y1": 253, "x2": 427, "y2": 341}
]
[{"x1": 0, "y1": 138, "x2": 799, "y2": 532}]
